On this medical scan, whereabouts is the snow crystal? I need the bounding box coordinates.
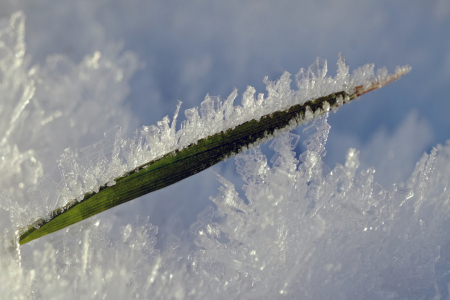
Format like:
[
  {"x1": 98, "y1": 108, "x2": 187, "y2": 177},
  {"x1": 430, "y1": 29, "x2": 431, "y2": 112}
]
[
  {"x1": 11, "y1": 41, "x2": 410, "y2": 227},
  {"x1": 176, "y1": 116, "x2": 450, "y2": 299},
  {"x1": 0, "y1": 12, "x2": 139, "y2": 230},
  {"x1": 7, "y1": 9, "x2": 450, "y2": 300}
]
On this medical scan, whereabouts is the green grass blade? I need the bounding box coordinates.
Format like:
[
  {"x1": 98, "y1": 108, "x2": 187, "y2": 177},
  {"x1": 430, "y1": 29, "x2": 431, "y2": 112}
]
[{"x1": 19, "y1": 71, "x2": 408, "y2": 245}]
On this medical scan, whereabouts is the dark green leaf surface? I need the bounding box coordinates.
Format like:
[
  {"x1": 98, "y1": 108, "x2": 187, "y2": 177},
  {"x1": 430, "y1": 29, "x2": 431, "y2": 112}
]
[{"x1": 18, "y1": 90, "x2": 361, "y2": 245}]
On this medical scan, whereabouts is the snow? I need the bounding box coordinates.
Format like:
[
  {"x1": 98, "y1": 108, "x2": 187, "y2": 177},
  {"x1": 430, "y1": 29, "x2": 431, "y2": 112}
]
[
  {"x1": 0, "y1": 8, "x2": 449, "y2": 300},
  {"x1": 1, "y1": 13, "x2": 410, "y2": 228},
  {"x1": 3, "y1": 112, "x2": 450, "y2": 299}
]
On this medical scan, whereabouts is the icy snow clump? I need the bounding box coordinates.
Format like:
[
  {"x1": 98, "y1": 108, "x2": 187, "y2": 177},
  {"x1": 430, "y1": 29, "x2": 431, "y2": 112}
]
[
  {"x1": 6, "y1": 25, "x2": 410, "y2": 228},
  {"x1": 3, "y1": 10, "x2": 448, "y2": 300},
  {"x1": 2, "y1": 114, "x2": 450, "y2": 299}
]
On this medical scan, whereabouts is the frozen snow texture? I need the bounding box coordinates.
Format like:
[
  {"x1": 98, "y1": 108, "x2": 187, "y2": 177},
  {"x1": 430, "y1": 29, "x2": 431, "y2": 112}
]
[
  {"x1": 0, "y1": 12, "x2": 139, "y2": 229},
  {"x1": 4, "y1": 18, "x2": 410, "y2": 228},
  {"x1": 3, "y1": 114, "x2": 450, "y2": 299},
  {"x1": 4, "y1": 9, "x2": 449, "y2": 300}
]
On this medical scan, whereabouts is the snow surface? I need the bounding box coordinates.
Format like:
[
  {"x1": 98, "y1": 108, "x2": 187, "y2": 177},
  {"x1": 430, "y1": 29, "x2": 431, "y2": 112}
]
[
  {"x1": 0, "y1": 9, "x2": 449, "y2": 300},
  {"x1": 1, "y1": 13, "x2": 410, "y2": 229}
]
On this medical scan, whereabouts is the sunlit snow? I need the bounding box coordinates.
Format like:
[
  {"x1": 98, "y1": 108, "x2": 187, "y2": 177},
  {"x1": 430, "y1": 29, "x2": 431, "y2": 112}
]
[{"x1": 0, "y1": 10, "x2": 448, "y2": 300}]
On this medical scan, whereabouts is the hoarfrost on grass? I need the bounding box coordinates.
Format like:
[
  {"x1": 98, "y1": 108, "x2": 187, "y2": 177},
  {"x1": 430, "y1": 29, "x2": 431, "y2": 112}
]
[
  {"x1": 1, "y1": 13, "x2": 410, "y2": 228},
  {"x1": 3, "y1": 10, "x2": 449, "y2": 300},
  {"x1": 3, "y1": 114, "x2": 450, "y2": 299}
]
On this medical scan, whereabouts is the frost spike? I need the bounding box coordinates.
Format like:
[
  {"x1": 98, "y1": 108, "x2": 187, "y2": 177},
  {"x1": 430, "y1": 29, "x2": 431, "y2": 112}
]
[{"x1": 18, "y1": 65, "x2": 410, "y2": 245}]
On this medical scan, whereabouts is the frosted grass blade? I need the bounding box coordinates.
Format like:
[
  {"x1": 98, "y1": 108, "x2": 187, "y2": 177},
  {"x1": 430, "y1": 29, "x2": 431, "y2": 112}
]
[{"x1": 18, "y1": 66, "x2": 410, "y2": 245}]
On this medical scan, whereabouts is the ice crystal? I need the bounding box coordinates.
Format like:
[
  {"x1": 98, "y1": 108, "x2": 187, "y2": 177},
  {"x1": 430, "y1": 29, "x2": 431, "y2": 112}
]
[
  {"x1": 3, "y1": 113, "x2": 450, "y2": 299},
  {"x1": 4, "y1": 10, "x2": 450, "y2": 300},
  {"x1": 7, "y1": 23, "x2": 410, "y2": 228},
  {"x1": 0, "y1": 12, "x2": 138, "y2": 229}
]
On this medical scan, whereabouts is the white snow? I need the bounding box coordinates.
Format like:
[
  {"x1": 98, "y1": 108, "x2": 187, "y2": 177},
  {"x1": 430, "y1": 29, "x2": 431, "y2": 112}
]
[
  {"x1": 1, "y1": 15, "x2": 410, "y2": 228},
  {"x1": 3, "y1": 9, "x2": 450, "y2": 300}
]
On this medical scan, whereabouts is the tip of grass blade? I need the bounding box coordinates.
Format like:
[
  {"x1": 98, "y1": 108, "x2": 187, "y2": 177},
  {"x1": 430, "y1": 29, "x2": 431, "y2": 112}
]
[{"x1": 356, "y1": 65, "x2": 411, "y2": 97}]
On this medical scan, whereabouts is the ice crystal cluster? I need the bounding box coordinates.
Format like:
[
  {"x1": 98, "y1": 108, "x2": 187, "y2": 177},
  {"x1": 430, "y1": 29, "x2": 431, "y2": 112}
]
[
  {"x1": 0, "y1": 12, "x2": 139, "y2": 230},
  {"x1": 1, "y1": 11, "x2": 449, "y2": 300},
  {"x1": 3, "y1": 114, "x2": 450, "y2": 299},
  {"x1": 1, "y1": 11, "x2": 411, "y2": 229}
]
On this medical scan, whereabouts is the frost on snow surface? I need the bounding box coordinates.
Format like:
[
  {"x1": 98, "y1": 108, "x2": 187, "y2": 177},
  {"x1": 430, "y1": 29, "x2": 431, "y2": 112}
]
[
  {"x1": 1, "y1": 11, "x2": 410, "y2": 229},
  {"x1": 1, "y1": 11, "x2": 449, "y2": 300}
]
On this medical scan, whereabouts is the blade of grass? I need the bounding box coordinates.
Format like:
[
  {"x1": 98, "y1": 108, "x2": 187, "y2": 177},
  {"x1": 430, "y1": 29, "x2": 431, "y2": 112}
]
[{"x1": 19, "y1": 71, "x2": 408, "y2": 245}]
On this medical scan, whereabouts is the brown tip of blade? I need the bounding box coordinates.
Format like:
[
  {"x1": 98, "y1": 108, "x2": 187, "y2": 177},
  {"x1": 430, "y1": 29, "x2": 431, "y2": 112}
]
[{"x1": 355, "y1": 65, "x2": 412, "y2": 97}]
